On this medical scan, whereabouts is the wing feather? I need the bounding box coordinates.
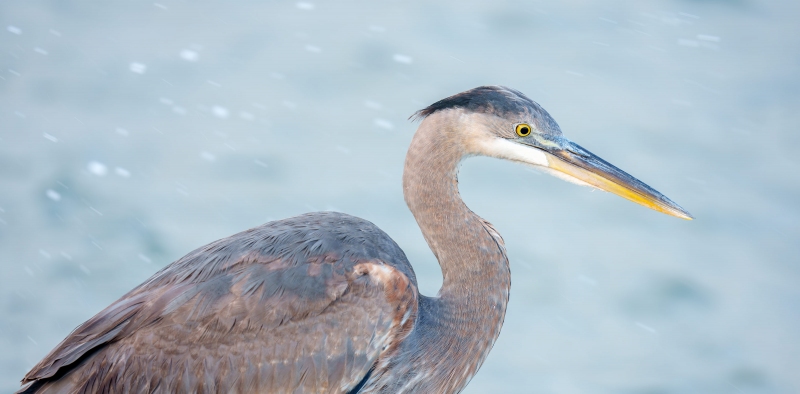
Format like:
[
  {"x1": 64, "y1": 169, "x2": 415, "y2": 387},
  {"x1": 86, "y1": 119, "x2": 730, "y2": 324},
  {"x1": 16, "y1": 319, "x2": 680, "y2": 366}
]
[{"x1": 19, "y1": 213, "x2": 418, "y2": 394}]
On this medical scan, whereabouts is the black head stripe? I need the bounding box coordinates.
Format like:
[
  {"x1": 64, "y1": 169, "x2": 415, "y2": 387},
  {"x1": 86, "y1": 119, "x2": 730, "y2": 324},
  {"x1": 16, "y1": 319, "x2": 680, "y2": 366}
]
[{"x1": 411, "y1": 86, "x2": 562, "y2": 135}]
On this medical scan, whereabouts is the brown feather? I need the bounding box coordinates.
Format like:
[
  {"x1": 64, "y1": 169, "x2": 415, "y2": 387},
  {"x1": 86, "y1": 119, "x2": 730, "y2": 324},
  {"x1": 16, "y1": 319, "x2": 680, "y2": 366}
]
[{"x1": 20, "y1": 213, "x2": 418, "y2": 394}]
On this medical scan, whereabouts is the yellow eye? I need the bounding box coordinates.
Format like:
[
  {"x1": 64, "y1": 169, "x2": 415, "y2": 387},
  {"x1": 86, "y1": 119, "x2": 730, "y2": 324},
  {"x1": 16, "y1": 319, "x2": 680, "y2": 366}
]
[{"x1": 515, "y1": 123, "x2": 532, "y2": 137}]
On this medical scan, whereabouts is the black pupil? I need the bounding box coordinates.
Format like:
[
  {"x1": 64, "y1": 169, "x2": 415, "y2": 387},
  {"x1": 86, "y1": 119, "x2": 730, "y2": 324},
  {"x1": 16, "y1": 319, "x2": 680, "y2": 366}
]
[{"x1": 520, "y1": 127, "x2": 529, "y2": 135}]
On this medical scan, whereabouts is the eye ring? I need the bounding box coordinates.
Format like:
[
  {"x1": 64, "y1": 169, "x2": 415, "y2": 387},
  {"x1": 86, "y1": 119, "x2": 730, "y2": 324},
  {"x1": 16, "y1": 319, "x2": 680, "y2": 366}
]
[{"x1": 515, "y1": 123, "x2": 532, "y2": 137}]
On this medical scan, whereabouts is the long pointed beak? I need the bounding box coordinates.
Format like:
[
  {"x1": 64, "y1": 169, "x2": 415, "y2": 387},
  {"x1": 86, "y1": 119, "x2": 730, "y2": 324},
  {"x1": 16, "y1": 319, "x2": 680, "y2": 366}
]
[{"x1": 543, "y1": 141, "x2": 693, "y2": 220}]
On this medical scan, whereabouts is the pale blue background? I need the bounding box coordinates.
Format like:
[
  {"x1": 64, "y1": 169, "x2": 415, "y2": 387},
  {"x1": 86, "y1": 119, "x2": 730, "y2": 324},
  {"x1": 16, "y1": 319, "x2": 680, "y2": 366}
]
[{"x1": 1, "y1": 0, "x2": 798, "y2": 392}]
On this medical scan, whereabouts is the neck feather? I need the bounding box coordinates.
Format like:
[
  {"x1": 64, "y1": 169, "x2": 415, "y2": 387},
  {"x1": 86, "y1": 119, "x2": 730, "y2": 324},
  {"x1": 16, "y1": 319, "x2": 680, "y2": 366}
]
[{"x1": 400, "y1": 110, "x2": 511, "y2": 392}]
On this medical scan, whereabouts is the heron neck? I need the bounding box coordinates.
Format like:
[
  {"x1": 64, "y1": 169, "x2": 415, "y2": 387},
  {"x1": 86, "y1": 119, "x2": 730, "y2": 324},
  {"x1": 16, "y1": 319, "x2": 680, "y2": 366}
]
[{"x1": 402, "y1": 113, "x2": 510, "y2": 391}]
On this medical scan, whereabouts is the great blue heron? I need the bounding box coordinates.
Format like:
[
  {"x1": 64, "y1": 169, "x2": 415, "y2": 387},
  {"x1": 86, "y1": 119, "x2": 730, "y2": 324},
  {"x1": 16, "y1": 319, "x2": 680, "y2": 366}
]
[{"x1": 19, "y1": 86, "x2": 691, "y2": 393}]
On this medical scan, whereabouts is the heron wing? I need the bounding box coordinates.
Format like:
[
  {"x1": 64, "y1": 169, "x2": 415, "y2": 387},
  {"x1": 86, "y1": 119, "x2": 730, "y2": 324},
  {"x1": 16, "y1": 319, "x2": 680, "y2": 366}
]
[{"x1": 20, "y1": 213, "x2": 418, "y2": 394}]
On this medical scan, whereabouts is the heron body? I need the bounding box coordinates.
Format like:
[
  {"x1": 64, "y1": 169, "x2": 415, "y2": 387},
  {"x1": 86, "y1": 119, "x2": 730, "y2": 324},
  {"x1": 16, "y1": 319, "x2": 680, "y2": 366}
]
[{"x1": 20, "y1": 86, "x2": 691, "y2": 393}]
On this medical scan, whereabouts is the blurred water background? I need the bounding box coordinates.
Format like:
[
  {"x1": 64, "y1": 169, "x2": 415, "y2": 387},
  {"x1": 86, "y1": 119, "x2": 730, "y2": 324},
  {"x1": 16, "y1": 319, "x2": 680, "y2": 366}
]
[{"x1": 2, "y1": 0, "x2": 799, "y2": 392}]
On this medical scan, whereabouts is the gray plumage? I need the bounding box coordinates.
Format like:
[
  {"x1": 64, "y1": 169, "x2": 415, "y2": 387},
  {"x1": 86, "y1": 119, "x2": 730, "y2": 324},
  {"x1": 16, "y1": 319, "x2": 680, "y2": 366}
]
[
  {"x1": 20, "y1": 213, "x2": 421, "y2": 393},
  {"x1": 19, "y1": 86, "x2": 691, "y2": 394},
  {"x1": 413, "y1": 85, "x2": 562, "y2": 136}
]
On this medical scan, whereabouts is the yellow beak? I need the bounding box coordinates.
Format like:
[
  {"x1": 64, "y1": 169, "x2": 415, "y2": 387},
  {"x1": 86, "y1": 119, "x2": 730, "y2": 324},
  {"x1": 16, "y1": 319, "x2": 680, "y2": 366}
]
[{"x1": 544, "y1": 142, "x2": 693, "y2": 220}]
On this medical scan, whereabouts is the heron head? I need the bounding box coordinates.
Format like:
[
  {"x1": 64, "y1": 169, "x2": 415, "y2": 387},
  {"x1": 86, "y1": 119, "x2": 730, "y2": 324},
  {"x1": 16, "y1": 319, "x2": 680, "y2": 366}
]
[{"x1": 413, "y1": 86, "x2": 693, "y2": 220}]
